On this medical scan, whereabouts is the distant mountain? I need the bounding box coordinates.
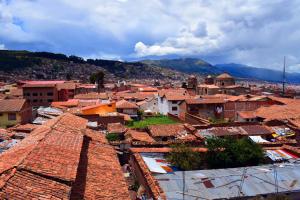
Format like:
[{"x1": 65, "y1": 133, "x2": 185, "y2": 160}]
[
  {"x1": 0, "y1": 50, "x2": 188, "y2": 82},
  {"x1": 141, "y1": 58, "x2": 221, "y2": 75},
  {"x1": 215, "y1": 63, "x2": 300, "y2": 83},
  {"x1": 141, "y1": 58, "x2": 300, "y2": 83}
]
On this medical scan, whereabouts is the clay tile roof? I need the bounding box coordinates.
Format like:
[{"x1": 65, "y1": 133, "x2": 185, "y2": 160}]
[
  {"x1": 107, "y1": 123, "x2": 127, "y2": 134},
  {"x1": 216, "y1": 73, "x2": 233, "y2": 79},
  {"x1": 9, "y1": 124, "x2": 38, "y2": 133},
  {"x1": 22, "y1": 83, "x2": 56, "y2": 88},
  {"x1": 0, "y1": 99, "x2": 26, "y2": 112},
  {"x1": 116, "y1": 99, "x2": 138, "y2": 109},
  {"x1": 125, "y1": 129, "x2": 155, "y2": 143},
  {"x1": 0, "y1": 113, "x2": 130, "y2": 199},
  {"x1": 255, "y1": 102, "x2": 300, "y2": 121},
  {"x1": 148, "y1": 124, "x2": 189, "y2": 137},
  {"x1": 237, "y1": 111, "x2": 256, "y2": 119},
  {"x1": 241, "y1": 125, "x2": 272, "y2": 135},
  {"x1": 184, "y1": 98, "x2": 225, "y2": 104},
  {"x1": 164, "y1": 93, "x2": 190, "y2": 101},
  {"x1": 74, "y1": 92, "x2": 108, "y2": 100},
  {"x1": 56, "y1": 82, "x2": 76, "y2": 90},
  {"x1": 51, "y1": 99, "x2": 79, "y2": 109}
]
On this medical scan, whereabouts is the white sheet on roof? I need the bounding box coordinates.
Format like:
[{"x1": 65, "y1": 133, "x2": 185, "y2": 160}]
[
  {"x1": 249, "y1": 136, "x2": 269, "y2": 143},
  {"x1": 142, "y1": 156, "x2": 167, "y2": 174}
]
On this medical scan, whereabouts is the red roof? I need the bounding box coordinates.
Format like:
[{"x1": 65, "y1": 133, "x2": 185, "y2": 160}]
[
  {"x1": 116, "y1": 99, "x2": 138, "y2": 109},
  {"x1": 184, "y1": 98, "x2": 225, "y2": 104},
  {"x1": 0, "y1": 99, "x2": 26, "y2": 112},
  {"x1": 125, "y1": 129, "x2": 155, "y2": 143},
  {"x1": 0, "y1": 113, "x2": 130, "y2": 199}
]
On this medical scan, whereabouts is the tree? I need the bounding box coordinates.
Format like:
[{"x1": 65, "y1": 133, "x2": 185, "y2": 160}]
[
  {"x1": 106, "y1": 133, "x2": 120, "y2": 142},
  {"x1": 167, "y1": 144, "x2": 202, "y2": 170},
  {"x1": 89, "y1": 71, "x2": 105, "y2": 92},
  {"x1": 206, "y1": 137, "x2": 265, "y2": 169}
]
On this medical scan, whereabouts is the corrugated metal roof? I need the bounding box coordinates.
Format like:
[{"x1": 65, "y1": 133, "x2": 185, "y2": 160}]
[{"x1": 154, "y1": 161, "x2": 300, "y2": 199}]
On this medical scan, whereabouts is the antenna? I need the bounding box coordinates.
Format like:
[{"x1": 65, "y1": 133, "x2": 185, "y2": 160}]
[{"x1": 282, "y1": 56, "x2": 286, "y2": 96}]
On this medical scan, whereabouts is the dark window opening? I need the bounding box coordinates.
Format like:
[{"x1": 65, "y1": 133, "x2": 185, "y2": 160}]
[{"x1": 8, "y1": 113, "x2": 17, "y2": 121}]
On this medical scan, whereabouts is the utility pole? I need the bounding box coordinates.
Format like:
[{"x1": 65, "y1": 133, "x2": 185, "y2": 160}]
[
  {"x1": 282, "y1": 56, "x2": 286, "y2": 97},
  {"x1": 182, "y1": 171, "x2": 185, "y2": 200}
]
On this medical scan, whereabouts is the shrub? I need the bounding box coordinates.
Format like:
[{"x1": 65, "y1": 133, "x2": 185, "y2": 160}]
[
  {"x1": 106, "y1": 133, "x2": 120, "y2": 142},
  {"x1": 167, "y1": 144, "x2": 202, "y2": 170}
]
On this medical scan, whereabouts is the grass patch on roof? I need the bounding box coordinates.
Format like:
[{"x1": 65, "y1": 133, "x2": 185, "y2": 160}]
[{"x1": 127, "y1": 115, "x2": 177, "y2": 129}]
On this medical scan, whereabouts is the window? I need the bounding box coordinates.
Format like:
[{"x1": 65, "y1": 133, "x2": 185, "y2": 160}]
[
  {"x1": 47, "y1": 99, "x2": 53, "y2": 102},
  {"x1": 32, "y1": 93, "x2": 38, "y2": 96},
  {"x1": 8, "y1": 113, "x2": 16, "y2": 121},
  {"x1": 24, "y1": 93, "x2": 30, "y2": 96},
  {"x1": 33, "y1": 99, "x2": 38, "y2": 103},
  {"x1": 47, "y1": 92, "x2": 53, "y2": 96},
  {"x1": 172, "y1": 100, "x2": 177, "y2": 104},
  {"x1": 40, "y1": 99, "x2": 43, "y2": 102},
  {"x1": 172, "y1": 106, "x2": 178, "y2": 111},
  {"x1": 40, "y1": 93, "x2": 43, "y2": 96}
]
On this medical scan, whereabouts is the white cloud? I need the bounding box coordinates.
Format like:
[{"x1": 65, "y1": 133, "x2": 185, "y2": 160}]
[
  {"x1": 1, "y1": 0, "x2": 300, "y2": 71},
  {"x1": 0, "y1": 44, "x2": 5, "y2": 50}
]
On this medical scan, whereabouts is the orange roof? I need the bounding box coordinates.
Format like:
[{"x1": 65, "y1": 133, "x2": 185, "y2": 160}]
[
  {"x1": 51, "y1": 99, "x2": 79, "y2": 108},
  {"x1": 148, "y1": 124, "x2": 195, "y2": 139},
  {"x1": 8, "y1": 124, "x2": 37, "y2": 133},
  {"x1": 74, "y1": 92, "x2": 108, "y2": 100},
  {"x1": 107, "y1": 123, "x2": 127, "y2": 134},
  {"x1": 255, "y1": 102, "x2": 300, "y2": 121},
  {"x1": 164, "y1": 93, "x2": 189, "y2": 101},
  {"x1": 158, "y1": 88, "x2": 188, "y2": 97},
  {"x1": 56, "y1": 82, "x2": 76, "y2": 90},
  {"x1": 184, "y1": 98, "x2": 225, "y2": 104},
  {"x1": 116, "y1": 99, "x2": 138, "y2": 109},
  {"x1": 0, "y1": 99, "x2": 26, "y2": 112},
  {"x1": 125, "y1": 129, "x2": 155, "y2": 143},
  {"x1": 130, "y1": 147, "x2": 208, "y2": 153},
  {"x1": 0, "y1": 113, "x2": 130, "y2": 199},
  {"x1": 81, "y1": 102, "x2": 114, "y2": 111},
  {"x1": 237, "y1": 111, "x2": 256, "y2": 119}
]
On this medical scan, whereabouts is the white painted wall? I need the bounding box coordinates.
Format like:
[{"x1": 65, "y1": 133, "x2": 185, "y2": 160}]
[{"x1": 157, "y1": 96, "x2": 169, "y2": 115}]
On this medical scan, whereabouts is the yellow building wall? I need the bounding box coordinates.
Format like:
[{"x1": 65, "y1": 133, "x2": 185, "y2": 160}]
[
  {"x1": 0, "y1": 112, "x2": 21, "y2": 128},
  {"x1": 82, "y1": 103, "x2": 116, "y2": 115}
]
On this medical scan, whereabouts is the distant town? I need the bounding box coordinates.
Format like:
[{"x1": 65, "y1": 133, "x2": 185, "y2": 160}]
[{"x1": 0, "y1": 69, "x2": 299, "y2": 200}]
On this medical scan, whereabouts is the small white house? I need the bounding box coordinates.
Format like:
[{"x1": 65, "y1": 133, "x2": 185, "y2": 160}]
[
  {"x1": 157, "y1": 92, "x2": 189, "y2": 116},
  {"x1": 137, "y1": 97, "x2": 158, "y2": 113}
]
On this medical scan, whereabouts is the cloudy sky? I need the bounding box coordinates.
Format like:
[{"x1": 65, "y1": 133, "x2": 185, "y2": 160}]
[{"x1": 1, "y1": 0, "x2": 300, "y2": 71}]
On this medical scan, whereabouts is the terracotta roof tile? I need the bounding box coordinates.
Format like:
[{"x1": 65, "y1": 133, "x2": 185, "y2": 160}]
[
  {"x1": 125, "y1": 129, "x2": 155, "y2": 143},
  {"x1": 0, "y1": 113, "x2": 130, "y2": 199},
  {"x1": 255, "y1": 102, "x2": 300, "y2": 121},
  {"x1": 237, "y1": 111, "x2": 256, "y2": 119},
  {"x1": 148, "y1": 124, "x2": 196, "y2": 141},
  {"x1": 0, "y1": 99, "x2": 26, "y2": 112},
  {"x1": 107, "y1": 123, "x2": 127, "y2": 134},
  {"x1": 116, "y1": 99, "x2": 138, "y2": 109},
  {"x1": 74, "y1": 92, "x2": 108, "y2": 100},
  {"x1": 184, "y1": 98, "x2": 225, "y2": 104},
  {"x1": 0, "y1": 170, "x2": 70, "y2": 200}
]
